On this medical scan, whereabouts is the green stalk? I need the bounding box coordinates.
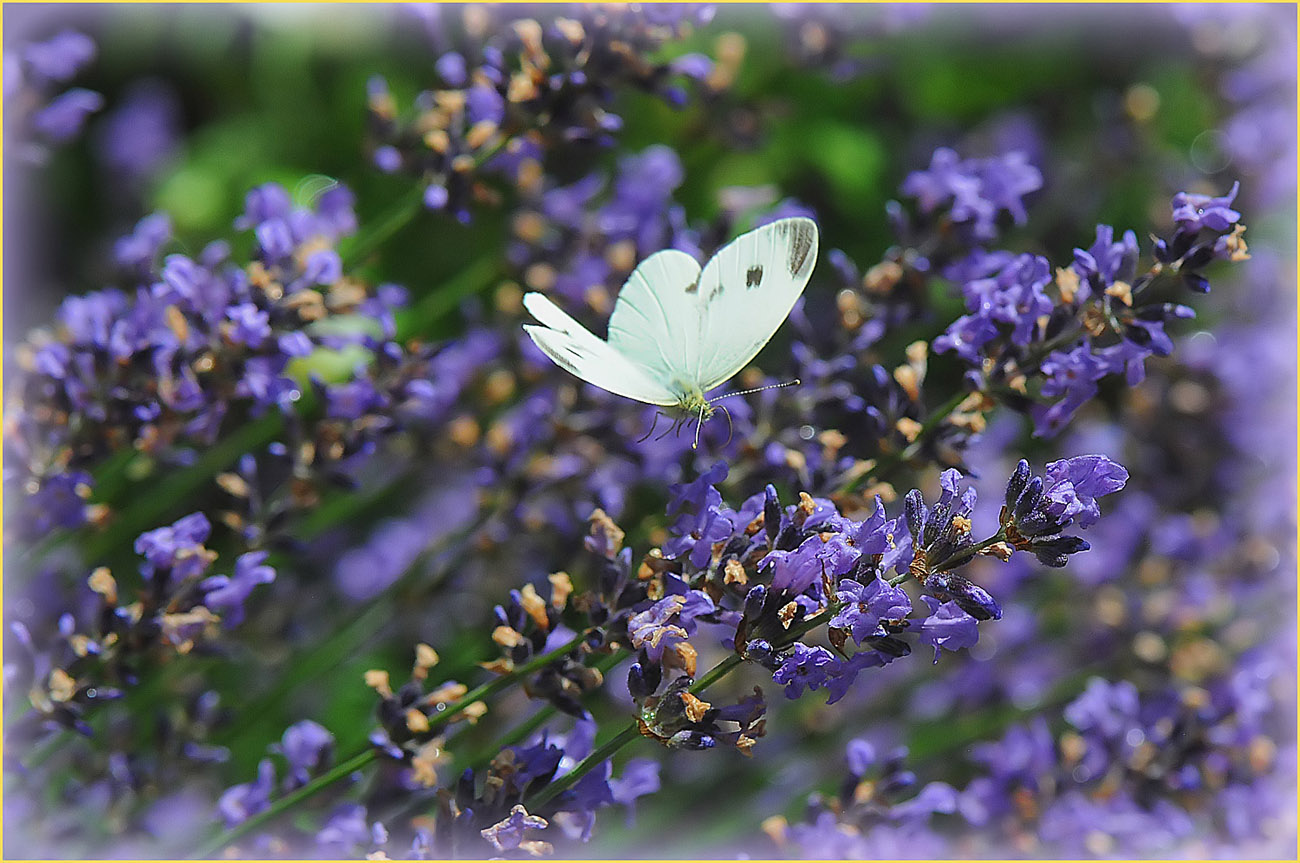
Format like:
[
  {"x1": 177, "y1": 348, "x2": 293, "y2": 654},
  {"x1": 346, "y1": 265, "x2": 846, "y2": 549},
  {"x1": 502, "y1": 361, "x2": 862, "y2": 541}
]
[
  {"x1": 340, "y1": 134, "x2": 511, "y2": 271},
  {"x1": 929, "y1": 529, "x2": 1008, "y2": 573},
  {"x1": 526, "y1": 609, "x2": 836, "y2": 811},
  {"x1": 194, "y1": 630, "x2": 591, "y2": 858},
  {"x1": 461, "y1": 649, "x2": 631, "y2": 772},
  {"x1": 339, "y1": 185, "x2": 426, "y2": 269},
  {"x1": 193, "y1": 747, "x2": 377, "y2": 858}
]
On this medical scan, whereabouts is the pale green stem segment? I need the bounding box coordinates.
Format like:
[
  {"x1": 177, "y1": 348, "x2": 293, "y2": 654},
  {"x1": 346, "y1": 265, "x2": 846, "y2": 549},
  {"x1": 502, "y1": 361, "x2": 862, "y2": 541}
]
[
  {"x1": 525, "y1": 607, "x2": 835, "y2": 811},
  {"x1": 192, "y1": 631, "x2": 589, "y2": 858}
]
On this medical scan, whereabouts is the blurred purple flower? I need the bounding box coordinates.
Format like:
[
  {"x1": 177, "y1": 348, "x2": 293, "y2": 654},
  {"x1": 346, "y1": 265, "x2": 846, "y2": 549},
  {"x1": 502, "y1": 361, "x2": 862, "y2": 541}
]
[
  {"x1": 32, "y1": 87, "x2": 103, "y2": 141},
  {"x1": 95, "y1": 79, "x2": 181, "y2": 183},
  {"x1": 134, "y1": 512, "x2": 213, "y2": 579},
  {"x1": 200, "y1": 551, "x2": 275, "y2": 628},
  {"x1": 901, "y1": 147, "x2": 1042, "y2": 240},
  {"x1": 276, "y1": 719, "x2": 333, "y2": 787},
  {"x1": 217, "y1": 758, "x2": 275, "y2": 827},
  {"x1": 22, "y1": 29, "x2": 95, "y2": 83}
]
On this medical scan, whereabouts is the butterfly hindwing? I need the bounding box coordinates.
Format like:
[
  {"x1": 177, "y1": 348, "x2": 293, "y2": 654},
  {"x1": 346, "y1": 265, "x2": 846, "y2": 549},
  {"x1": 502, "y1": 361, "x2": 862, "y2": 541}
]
[
  {"x1": 521, "y1": 292, "x2": 679, "y2": 406},
  {"x1": 693, "y1": 217, "x2": 819, "y2": 392}
]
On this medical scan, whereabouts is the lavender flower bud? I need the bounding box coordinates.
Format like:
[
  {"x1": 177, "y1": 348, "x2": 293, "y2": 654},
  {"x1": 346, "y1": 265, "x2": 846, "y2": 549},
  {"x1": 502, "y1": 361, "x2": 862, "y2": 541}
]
[
  {"x1": 763, "y1": 484, "x2": 781, "y2": 548},
  {"x1": 925, "y1": 572, "x2": 1003, "y2": 621}
]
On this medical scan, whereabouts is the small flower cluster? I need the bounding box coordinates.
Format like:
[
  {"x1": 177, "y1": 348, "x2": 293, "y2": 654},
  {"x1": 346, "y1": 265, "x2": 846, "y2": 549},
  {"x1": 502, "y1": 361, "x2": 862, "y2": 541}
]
[
  {"x1": 5, "y1": 28, "x2": 102, "y2": 155},
  {"x1": 4, "y1": 182, "x2": 459, "y2": 543},
  {"x1": 920, "y1": 162, "x2": 1250, "y2": 435},
  {"x1": 763, "y1": 736, "x2": 959, "y2": 858},
  {"x1": 900, "y1": 147, "x2": 1043, "y2": 242},
  {"x1": 368, "y1": 4, "x2": 718, "y2": 220},
  {"x1": 629, "y1": 456, "x2": 1122, "y2": 718},
  {"x1": 425, "y1": 720, "x2": 659, "y2": 855},
  {"x1": 774, "y1": 654, "x2": 1292, "y2": 857},
  {"x1": 508, "y1": 144, "x2": 703, "y2": 309},
  {"x1": 6, "y1": 512, "x2": 275, "y2": 743},
  {"x1": 220, "y1": 720, "x2": 335, "y2": 827},
  {"x1": 223, "y1": 651, "x2": 658, "y2": 857}
]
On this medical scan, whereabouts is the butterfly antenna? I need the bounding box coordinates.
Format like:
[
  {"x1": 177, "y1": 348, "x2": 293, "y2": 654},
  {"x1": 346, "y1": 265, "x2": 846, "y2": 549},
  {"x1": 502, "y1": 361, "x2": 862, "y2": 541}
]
[
  {"x1": 637, "y1": 410, "x2": 664, "y2": 444},
  {"x1": 692, "y1": 403, "x2": 707, "y2": 450},
  {"x1": 708, "y1": 378, "x2": 802, "y2": 403}
]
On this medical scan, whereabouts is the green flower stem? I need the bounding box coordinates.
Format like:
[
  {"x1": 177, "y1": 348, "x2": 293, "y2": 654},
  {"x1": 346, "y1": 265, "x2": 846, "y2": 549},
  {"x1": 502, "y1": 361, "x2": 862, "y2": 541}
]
[
  {"x1": 930, "y1": 530, "x2": 1008, "y2": 573},
  {"x1": 526, "y1": 608, "x2": 837, "y2": 811},
  {"x1": 463, "y1": 649, "x2": 631, "y2": 771},
  {"x1": 194, "y1": 629, "x2": 591, "y2": 857},
  {"x1": 396, "y1": 256, "x2": 500, "y2": 339},
  {"x1": 341, "y1": 135, "x2": 511, "y2": 270},
  {"x1": 340, "y1": 185, "x2": 426, "y2": 269},
  {"x1": 193, "y1": 747, "x2": 377, "y2": 858},
  {"x1": 525, "y1": 723, "x2": 643, "y2": 810}
]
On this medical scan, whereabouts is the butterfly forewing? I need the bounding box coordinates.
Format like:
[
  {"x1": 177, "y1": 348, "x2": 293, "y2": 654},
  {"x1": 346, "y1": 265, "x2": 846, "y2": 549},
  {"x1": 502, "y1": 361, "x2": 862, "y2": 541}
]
[
  {"x1": 522, "y1": 293, "x2": 679, "y2": 406},
  {"x1": 606, "y1": 248, "x2": 703, "y2": 393},
  {"x1": 693, "y1": 217, "x2": 819, "y2": 392}
]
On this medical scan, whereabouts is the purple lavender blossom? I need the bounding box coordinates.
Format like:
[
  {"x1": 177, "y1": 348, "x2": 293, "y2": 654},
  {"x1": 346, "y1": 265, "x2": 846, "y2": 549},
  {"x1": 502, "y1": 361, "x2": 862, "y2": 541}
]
[
  {"x1": 275, "y1": 719, "x2": 334, "y2": 788},
  {"x1": 21, "y1": 29, "x2": 95, "y2": 83},
  {"x1": 901, "y1": 147, "x2": 1042, "y2": 240},
  {"x1": 134, "y1": 512, "x2": 213, "y2": 579},
  {"x1": 200, "y1": 552, "x2": 275, "y2": 628},
  {"x1": 1042, "y1": 455, "x2": 1129, "y2": 528},
  {"x1": 912, "y1": 596, "x2": 980, "y2": 662},
  {"x1": 1171, "y1": 181, "x2": 1242, "y2": 233},
  {"x1": 830, "y1": 577, "x2": 912, "y2": 645},
  {"x1": 32, "y1": 87, "x2": 103, "y2": 141},
  {"x1": 480, "y1": 805, "x2": 549, "y2": 853},
  {"x1": 217, "y1": 758, "x2": 275, "y2": 827},
  {"x1": 772, "y1": 643, "x2": 838, "y2": 698},
  {"x1": 94, "y1": 79, "x2": 181, "y2": 183}
]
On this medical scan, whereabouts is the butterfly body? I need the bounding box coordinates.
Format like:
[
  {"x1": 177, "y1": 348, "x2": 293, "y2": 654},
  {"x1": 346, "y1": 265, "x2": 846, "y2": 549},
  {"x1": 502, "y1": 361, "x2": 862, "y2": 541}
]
[{"x1": 522, "y1": 217, "x2": 819, "y2": 437}]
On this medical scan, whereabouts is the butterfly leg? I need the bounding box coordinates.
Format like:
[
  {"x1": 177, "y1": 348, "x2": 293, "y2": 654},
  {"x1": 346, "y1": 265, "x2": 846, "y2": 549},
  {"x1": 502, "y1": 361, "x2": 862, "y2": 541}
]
[
  {"x1": 636, "y1": 410, "x2": 666, "y2": 444},
  {"x1": 655, "y1": 416, "x2": 683, "y2": 441}
]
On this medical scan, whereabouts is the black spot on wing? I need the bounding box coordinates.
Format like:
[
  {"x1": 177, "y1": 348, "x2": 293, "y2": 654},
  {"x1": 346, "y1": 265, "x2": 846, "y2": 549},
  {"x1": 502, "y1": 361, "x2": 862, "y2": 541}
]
[
  {"x1": 684, "y1": 279, "x2": 699, "y2": 294},
  {"x1": 708, "y1": 282, "x2": 724, "y2": 302},
  {"x1": 746, "y1": 265, "x2": 764, "y2": 288},
  {"x1": 783, "y1": 220, "x2": 815, "y2": 275}
]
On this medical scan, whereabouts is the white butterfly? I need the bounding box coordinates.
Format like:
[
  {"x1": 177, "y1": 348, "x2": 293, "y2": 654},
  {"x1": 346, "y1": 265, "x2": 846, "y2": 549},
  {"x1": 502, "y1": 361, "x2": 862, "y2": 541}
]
[{"x1": 522, "y1": 217, "x2": 819, "y2": 444}]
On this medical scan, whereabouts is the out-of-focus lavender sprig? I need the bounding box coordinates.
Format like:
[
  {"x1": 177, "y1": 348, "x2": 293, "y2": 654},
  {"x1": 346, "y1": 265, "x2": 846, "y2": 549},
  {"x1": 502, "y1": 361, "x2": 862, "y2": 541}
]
[
  {"x1": 1174, "y1": 4, "x2": 1297, "y2": 207},
  {"x1": 770, "y1": 653, "x2": 1294, "y2": 857},
  {"x1": 5, "y1": 511, "x2": 274, "y2": 746},
  {"x1": 367, "y1": 3, "x2": 719, "y2": 221},
  {"x1": 4, "y1": 28, "x2": 103, "y2": 160},
  {"x1": 769, "y1": 3, "x2": 932, "y2": 80},
  {"x1": 93, "y1": 78, "x2": 182, "y2": 191},
  {"x1": 3, "y1": 181, "x2": 465, "y2": 549}
]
